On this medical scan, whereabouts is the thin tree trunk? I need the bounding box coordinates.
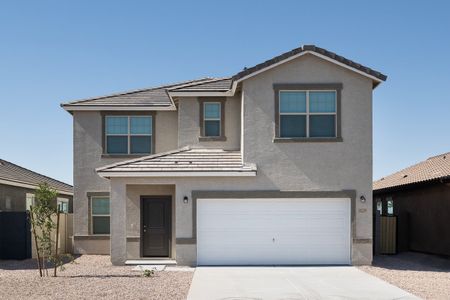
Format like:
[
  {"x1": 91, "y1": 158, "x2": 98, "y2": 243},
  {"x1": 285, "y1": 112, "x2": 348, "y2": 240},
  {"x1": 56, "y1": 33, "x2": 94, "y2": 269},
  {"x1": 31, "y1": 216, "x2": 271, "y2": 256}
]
[
  {"x1": 54, "y1": 210, "x2": 60, "y2": 277},
  {"x1": 29, "y1": 209, "x2": 42, "y2": 277}
]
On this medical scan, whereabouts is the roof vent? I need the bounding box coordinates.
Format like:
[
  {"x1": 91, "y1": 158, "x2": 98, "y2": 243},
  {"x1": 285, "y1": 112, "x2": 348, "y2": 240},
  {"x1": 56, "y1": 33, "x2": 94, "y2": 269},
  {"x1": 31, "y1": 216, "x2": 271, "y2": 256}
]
[
  {"x1": 380, "y1": 178, "x2": 385, "y2": 181},
  {"x1": 0, "y1": 161, "x2": 4, "y2": 166},
  {"x1": 444, "y1": 155, "x2": 446, "y2": 159},
  {"x1": 402, "y1": 174, "x2": 408, "y2": 178}
]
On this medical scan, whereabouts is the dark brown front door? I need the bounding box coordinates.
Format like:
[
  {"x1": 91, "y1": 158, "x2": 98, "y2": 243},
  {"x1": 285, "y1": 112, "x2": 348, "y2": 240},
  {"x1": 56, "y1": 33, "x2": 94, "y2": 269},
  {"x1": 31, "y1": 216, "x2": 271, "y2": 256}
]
[{"x1": 142, "y1": 196, "x2": 171, "y2": 257}]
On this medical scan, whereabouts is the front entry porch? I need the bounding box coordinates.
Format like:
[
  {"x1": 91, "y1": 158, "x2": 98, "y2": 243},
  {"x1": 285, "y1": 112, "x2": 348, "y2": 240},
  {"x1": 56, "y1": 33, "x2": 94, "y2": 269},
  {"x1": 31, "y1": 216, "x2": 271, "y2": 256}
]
[{"x1": 110, "y1": 183, "x2": 177, "y2": 265}]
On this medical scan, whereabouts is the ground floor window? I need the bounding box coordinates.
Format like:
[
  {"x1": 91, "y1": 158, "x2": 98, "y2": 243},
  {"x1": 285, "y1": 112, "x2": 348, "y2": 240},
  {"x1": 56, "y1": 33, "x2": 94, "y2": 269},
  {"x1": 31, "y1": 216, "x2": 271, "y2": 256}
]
[
  {"x1": 57, "y1": 197, "x2": 69, "y2": 213},
  {"x1": 386, "y1": 196, "x2": 394, "y2": 215},
  {"x1": 25, "y1": 193, "x2": 35, "y2": 211},
  {"x1": 91, "y1": 196, "x2": 110, "y2": 234}
]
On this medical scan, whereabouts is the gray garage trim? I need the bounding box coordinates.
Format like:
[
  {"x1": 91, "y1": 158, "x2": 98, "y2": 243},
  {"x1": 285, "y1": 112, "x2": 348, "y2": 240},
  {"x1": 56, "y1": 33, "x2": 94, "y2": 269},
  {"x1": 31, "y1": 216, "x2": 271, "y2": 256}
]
[
  {"x1": 176, "y1": 190, "x2": 356, "y2": 245},
  {"x1": 74, "y1": 235, "x2": 110, "y2": 241},
  {"x1": 273, "y1": 83, "x2": 342, "y2": 142}
]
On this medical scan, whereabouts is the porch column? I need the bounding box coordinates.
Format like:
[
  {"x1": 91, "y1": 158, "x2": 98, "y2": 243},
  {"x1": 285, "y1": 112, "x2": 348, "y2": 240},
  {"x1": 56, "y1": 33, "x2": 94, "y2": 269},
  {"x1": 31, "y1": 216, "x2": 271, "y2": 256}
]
[{"x1": 110, "y1": 179, "x2": 127, "y2": 265}]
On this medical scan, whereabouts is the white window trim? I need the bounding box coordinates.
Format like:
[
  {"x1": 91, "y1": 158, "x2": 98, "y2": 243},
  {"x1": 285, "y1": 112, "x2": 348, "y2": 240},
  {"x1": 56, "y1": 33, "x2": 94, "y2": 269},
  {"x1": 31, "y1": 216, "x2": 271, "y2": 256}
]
[
  {"x1": 26, "y1": 193, "x2": 35, "y2": 211},
  {"x1": 203, "y1": 102, "x2": 221, "y2": 137},
  {"x1": 105, "y1": 115, "x2": 153, "y2": 155},
  {"x1": 279, "y1": 90, "x2": 337, "y2": 138},
  {"x1": 90, "y1": 196, "x2": 110, "y2": 235},
  {"x1": 57, "y1": 197, "x2": 69, "y2": 213}
]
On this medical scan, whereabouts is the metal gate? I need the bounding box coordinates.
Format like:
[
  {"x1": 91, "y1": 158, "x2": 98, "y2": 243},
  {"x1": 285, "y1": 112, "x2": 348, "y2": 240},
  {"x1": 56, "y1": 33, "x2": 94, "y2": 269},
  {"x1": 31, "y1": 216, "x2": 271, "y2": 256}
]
[{"x1": 0, "y1": 212, "x2": 31, "y2": 259}]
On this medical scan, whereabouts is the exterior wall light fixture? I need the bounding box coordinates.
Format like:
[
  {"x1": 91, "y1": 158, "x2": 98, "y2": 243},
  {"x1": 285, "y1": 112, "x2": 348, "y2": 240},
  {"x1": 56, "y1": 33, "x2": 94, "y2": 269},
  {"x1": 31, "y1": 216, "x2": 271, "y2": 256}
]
[
  {"x1": 183, "y1": 196, "x2": 189, "y2": 204},
  {"x1": 360, "y1": 195, "x2": 366, "y2": 203}
]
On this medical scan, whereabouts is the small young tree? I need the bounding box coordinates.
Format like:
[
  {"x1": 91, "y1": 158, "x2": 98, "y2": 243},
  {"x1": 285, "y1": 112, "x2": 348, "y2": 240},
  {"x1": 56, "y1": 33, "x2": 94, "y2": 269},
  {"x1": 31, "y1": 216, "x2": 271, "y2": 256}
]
[{"x1": 29, "y1": 182, "x2": 70, "y2": 277}]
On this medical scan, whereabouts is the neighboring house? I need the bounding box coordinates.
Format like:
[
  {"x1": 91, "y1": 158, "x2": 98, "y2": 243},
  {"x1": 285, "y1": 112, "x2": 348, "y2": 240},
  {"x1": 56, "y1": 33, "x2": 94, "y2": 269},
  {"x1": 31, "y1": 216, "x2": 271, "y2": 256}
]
[
  {"x1": 61, "y1": 44, "x2": 386, "y2": 266},
  {"x1": 373, "y1": 152, "x2": 450, "y2": 256},
  {"x1": 0, "y1": 159, "x2": 73, "y2": 212}
]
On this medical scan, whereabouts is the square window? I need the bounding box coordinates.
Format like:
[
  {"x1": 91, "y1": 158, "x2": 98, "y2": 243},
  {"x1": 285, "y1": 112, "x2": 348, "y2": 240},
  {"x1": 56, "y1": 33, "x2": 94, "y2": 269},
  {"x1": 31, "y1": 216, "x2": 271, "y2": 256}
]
[
  {"x1": 92, "y1": 198, "x2": 110, "y2": 215},
  {"x1": 309, "y1": 91, "x2": 336, "y2": 113},
  {"x1": 280, "y1": 115, "x2": 306, "y2": 137},
  {"x1": 92, "y1": 216, "x2": 110, "y2": 234},
  {"x1": 130, "y1": 116, "x2": 152, "y2": 134},
  {"x1": 107, "y1": 136, "x2": 128, "y2": 154},
  {"x1": 130, "y1": 136, "x2": 151, "y2": 154},
  {"x1": 106, "y1": 117, "x2": 128, "y2": 134},
  {"x1": 204, "y1": 103, "x2": 221, "y2": 119},
  {"x1": 280, "y1": 91, "x2": 306, "y2": 113},
  {"x1": 205, "y1": 120, "x2": 221, "y2": 137},
  {"x1": 309, "y1": 115, "x2": 336, "y2": 137}
]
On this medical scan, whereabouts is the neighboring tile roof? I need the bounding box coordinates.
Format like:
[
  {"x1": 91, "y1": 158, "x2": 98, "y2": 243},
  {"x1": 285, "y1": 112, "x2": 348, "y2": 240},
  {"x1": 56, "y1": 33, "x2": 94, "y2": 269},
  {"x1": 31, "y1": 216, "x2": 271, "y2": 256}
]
[
  {"x1": 61, "y1": 78, "x2": 217, "y2": 108},
  {"x1": 0, "y1": 159, "x2": 73, "y2": 194},
  {"x1": 373, "y1": 152, "x2": 450, "y2": 191},
  {"x1": 96, "y1": 147, "x2": 256, "y2": 175},
  {"x1": 169, "y1": 77, "x2": 232, "y2": 92},
  {"x1": 233, "y1": 45, "x2": 387, "y2": 83}
]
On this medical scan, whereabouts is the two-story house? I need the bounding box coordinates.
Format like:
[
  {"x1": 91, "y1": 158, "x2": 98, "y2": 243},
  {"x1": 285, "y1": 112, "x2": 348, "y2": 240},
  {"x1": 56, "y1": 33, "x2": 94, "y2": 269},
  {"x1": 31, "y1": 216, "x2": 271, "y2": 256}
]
[{"x1": 62, "y1": 45, "x2": 386, "y2": 266}]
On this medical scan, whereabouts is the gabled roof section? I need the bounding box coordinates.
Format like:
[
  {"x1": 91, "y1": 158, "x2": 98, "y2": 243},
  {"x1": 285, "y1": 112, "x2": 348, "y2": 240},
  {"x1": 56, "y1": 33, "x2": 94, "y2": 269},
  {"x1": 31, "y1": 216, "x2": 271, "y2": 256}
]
[
  {"x1": 373, "y1": 152, "x2": 450, "y2": 192},
  {"x1": 0, "y1": 159, "x2": 73, "y2": 195},
  {"x1": 96, "y1": 147, "x2": 257, "y2": 177},
  {"x1": 169, "y1": 77, "x2": 232, "y2": 92},
  {"x1": 61, "y1": 78, "x2": 217, "y2": 111},
  {"x1": 232, "y1": 45, "x2": 387, "y2": 87}
]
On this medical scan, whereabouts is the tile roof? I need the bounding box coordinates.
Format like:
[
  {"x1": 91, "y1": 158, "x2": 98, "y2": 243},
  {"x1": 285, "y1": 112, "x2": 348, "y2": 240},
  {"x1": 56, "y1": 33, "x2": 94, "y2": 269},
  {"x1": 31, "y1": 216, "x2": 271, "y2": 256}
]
[
  {"x1": 62, "y1": 44, "x2": 387, "y2": 110},
  {"x1": 61, "y1": 78, "x2": 217, "y2": 109},
  {"x1": 169, "y1": 78, "x2": 232, "y2": 92},
  {"x1": 0, "y1": 159, "x2": 73, "y2": 194},
  {"x1": 373, "y1": 152, "x2": 450, "y2": 191},
  {"x1": 96, "y1": 147, "x2": 256, "y2": 176},
  {"x1": 233, "y1": 45, "x2": 387, "y2": 83}
]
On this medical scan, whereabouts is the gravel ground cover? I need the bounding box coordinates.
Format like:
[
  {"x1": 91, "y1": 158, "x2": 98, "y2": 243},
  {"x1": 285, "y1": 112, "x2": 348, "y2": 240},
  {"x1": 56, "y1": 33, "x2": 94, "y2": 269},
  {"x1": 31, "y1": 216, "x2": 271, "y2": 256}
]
[
  {"x1": 359, "y1": 252, "x2": 450, "y2": 300},
  {"x1": 0, "y1": 255, "x2": 193, "y2": 300}
]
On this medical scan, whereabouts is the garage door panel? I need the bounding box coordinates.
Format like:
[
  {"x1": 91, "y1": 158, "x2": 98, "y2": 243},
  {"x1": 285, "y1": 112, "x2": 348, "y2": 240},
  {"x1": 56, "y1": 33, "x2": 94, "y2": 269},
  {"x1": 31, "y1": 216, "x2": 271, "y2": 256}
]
[{"x1": 197, "y1": 198, "x2": 351, "y2": 265}]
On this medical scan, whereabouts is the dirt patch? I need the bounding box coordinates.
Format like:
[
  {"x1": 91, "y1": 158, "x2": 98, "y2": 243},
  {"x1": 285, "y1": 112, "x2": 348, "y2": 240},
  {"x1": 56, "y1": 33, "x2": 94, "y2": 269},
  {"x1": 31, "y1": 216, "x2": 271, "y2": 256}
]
[
  {"x1": 359, "y1": 252, "x2": 450, "y2": 300},
  {"x1": 0, "y1": 255, "x2": 193, "y2": 300}
]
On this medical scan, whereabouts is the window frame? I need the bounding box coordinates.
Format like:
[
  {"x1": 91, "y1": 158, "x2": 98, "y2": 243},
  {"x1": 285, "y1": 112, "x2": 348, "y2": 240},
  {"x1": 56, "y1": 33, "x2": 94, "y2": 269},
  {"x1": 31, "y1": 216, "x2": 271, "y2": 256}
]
[
  {"x1": 102, "y1": 112, "x2": 155, "y2": 156},
  {"x1": 57, "y1": 197, "x2": 69, "y2": 213},
  {"x1": 273, "y1": 83, "x2": 343, "y2": 142},
  {"x1": 25, "y1": 193, "x2": 35, "y2": 211},
  {"x1": 90, "y1": 196, "x2": 110, "y2": 235},
  {"x1": 198, "y1": 98, "x2": 226, "y2": 141}
]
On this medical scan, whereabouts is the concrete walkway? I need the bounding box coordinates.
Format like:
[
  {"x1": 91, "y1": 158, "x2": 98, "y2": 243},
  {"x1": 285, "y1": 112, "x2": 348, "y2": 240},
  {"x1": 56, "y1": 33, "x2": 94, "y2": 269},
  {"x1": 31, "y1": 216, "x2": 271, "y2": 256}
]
[{"x1": 187, "y1": 266, "x2": 419, "y2": 300}]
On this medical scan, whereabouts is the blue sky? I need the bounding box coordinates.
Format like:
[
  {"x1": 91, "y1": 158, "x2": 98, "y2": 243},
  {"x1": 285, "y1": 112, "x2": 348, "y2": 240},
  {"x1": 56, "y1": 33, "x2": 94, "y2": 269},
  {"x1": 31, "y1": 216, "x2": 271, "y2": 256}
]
[{"x1": 1, "y1": 1, "x2": 449, "y2": 185}]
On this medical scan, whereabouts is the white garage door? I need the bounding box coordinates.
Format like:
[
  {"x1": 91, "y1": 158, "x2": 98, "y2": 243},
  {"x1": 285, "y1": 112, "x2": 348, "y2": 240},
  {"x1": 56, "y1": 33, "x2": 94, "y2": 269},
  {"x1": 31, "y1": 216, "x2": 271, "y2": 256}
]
[{"x1": 197, "y1": 198, "x2": 351, "y2": 265}]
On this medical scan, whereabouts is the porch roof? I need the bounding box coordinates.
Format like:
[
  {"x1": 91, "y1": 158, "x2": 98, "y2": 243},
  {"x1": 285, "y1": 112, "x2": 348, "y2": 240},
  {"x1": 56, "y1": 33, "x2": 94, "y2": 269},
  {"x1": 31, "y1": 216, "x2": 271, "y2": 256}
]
[{"x1": 96, "y1": 147, "x2": 257, "y2": 178}]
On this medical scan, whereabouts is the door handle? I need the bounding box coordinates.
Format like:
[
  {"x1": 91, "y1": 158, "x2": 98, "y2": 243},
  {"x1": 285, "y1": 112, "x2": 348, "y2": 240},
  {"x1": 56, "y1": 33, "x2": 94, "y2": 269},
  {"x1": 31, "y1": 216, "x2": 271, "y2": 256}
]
[{"x1": 272, "y1": 238, "x2": 275, "y2": 243}]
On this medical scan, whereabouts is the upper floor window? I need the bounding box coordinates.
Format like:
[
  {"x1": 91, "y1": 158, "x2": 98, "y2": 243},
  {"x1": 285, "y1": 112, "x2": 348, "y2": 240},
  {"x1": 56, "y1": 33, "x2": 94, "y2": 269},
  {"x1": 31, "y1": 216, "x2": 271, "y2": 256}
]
[
  {"x1": 199, "y1": 99, "x2": 226, "y2": 141},
  {"x1": 274, "y1": 84, "x2": 342, "y2": 142},
  {"x1": 279, "y1": 90, "x2": 336, "y2": 138},
  {"x1": 105, "y1": 115, "x2": 153, "y2": 155}
]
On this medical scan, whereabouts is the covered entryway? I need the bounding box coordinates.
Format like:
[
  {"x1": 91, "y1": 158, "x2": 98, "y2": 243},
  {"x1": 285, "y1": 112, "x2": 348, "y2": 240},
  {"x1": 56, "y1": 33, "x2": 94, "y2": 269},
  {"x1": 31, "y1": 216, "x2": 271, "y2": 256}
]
[
  {"x1": 197, "y1": 198, "x2": 351, "y2": 265},
  {"x1": 141, "y1": 196, "x2": 172, "y2": 257}
]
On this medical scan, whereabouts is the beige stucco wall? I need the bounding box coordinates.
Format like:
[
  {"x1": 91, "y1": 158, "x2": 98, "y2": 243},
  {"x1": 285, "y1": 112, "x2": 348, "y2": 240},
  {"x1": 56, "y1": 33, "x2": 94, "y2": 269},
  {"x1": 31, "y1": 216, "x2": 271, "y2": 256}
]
[
  {"x1": 125, "y1": 184, "x2": 175, "y2": 259},
  {"x1": 72, "y1": 110, "x2": 178, "y2": 254},
  {"x1": 177, "y1": 95, "x2": 241, "y2": 150},
  {"x1": 241, "y1": 53, "x2": 374, "y2": 264},
  {"x1": 75, "y1": 53, "x2": 376, "y2": 265}
]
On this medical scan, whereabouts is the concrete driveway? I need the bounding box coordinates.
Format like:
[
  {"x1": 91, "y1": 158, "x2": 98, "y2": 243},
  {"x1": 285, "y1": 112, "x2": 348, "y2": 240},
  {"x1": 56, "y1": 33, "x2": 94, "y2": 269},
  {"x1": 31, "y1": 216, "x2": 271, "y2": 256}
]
[{"x1": 187, "y1": 266, "x2": 418, "y2": 300}]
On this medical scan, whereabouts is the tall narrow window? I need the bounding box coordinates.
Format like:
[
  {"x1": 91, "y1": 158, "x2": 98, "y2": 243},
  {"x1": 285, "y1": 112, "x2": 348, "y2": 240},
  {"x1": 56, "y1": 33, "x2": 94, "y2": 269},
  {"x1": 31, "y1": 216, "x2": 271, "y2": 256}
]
[
  {"x1": 91, "y1": 197, "x2": 110, "y2": 234},
  {"x1": 203, "y1": 102, "x2": 221, "y2": 137},
  {"x1": 386, "y1": 197, "x2": 394, "y2": 215},
  {"x1": 26, "y1": 193, "x2": 35, "y2": 211},
  {"x1": 105, "y1": 116, "x2": 152, "y2": 154},
  {"x1": 57, "y1": 198, "x2": 69, "y2": 213}
]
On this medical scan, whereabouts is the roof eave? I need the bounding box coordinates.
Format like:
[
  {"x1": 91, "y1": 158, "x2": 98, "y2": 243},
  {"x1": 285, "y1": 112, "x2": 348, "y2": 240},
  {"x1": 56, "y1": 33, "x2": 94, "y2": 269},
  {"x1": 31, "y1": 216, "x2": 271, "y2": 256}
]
[
  {"x1": 0, "y1": 178, "x2": 73, "y2": 196},
  {"x1": 61, "y1": 104, "x2": 177, "y2": 112},
  {"x1": 97, "y1": 170, "x2": 257, "y2": 178}
]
